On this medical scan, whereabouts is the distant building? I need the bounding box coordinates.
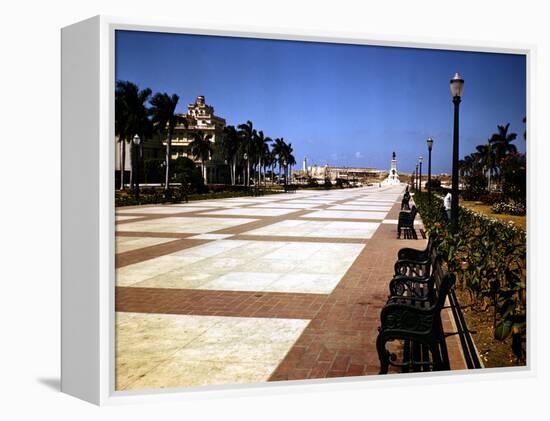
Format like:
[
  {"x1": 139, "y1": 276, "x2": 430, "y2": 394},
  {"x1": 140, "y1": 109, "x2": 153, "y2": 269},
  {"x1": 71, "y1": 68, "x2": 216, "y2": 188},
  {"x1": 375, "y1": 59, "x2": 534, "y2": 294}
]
[
  {"x1": 168, "y1": 96, "x2": 228, "y2": 183},
  {"x1": 116, "y1": 95, "x2": 230, "y2": 185},
  {"x1": 294, "y1": 163, "x2": 383, "y2": 184}
]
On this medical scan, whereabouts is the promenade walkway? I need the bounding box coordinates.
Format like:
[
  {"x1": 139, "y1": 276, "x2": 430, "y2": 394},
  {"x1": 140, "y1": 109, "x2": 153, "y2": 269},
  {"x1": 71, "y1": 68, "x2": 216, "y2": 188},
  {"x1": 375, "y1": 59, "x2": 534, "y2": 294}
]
[{"x1": 115, "y1": 185, "x2": 465, "y2": 391}]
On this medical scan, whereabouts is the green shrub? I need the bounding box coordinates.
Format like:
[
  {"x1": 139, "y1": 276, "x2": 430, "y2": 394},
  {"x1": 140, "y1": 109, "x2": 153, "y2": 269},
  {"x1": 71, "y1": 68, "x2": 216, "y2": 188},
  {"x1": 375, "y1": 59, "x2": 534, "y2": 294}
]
[
  {"x1": 500, "y1": 153, "x2": 526, "y2": 205},
  {"x1": 462, "y1": 172, "x2": 488, "y2": 201},
  {"x1": 172, "y1": 156, "x2": 206, "y2": 194},
  {"x1": 415, "y1": 192, "x2": 526, "y2": 361},
  {"x1": 142, "y1": 158, "x2": 164, "y2": 184},
  {"x1": 479, "y1": 192, "x2": 504, "y2": 205}
]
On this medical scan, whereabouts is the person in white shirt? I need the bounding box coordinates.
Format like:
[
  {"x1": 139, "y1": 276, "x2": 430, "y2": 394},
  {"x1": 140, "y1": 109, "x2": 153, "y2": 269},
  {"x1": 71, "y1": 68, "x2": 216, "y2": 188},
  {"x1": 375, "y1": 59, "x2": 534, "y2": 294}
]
[{"x1": 443, "y1": 192, "x2": 452, "y2": 222}]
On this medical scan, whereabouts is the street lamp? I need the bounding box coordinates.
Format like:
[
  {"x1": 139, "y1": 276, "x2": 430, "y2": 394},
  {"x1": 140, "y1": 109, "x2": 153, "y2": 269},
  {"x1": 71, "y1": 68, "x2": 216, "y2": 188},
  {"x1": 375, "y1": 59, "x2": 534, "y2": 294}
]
[
  {"x1": 418, "y1": 156, "x2": 423, "y2": 193},
  {"x1": 282, "y1": 158, "x2": 287, "y2": 192},
  {"x1": 427, "y1": 137, "x2": 434, "y2": 203},
  {"x1": 243, "y1": 152, "x2": 248, "y2": 187},
  {"x1": 415, "y1": 162, "x2": 419, "y2": 191},
  {"x1": 132, "y1": 134, "x2": 141, "y2": 201},
  {"x1": 450, "y1": 72, "x2": 464, "y2": 231}
]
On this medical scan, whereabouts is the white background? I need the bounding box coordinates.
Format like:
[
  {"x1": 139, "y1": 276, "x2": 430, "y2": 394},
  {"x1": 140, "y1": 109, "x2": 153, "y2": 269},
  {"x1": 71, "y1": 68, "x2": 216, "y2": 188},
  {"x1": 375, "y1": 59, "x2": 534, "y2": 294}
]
[{"x1": 1, "y1": 0, "x2": 548, "y2": 419}]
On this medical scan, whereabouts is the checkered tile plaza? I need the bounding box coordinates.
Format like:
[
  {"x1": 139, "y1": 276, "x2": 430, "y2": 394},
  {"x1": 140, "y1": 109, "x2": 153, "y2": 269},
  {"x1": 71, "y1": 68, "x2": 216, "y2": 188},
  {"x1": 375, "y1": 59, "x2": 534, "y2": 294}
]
[{"x1": 115, "y1": 185, "x2": 466, "y2": 390}]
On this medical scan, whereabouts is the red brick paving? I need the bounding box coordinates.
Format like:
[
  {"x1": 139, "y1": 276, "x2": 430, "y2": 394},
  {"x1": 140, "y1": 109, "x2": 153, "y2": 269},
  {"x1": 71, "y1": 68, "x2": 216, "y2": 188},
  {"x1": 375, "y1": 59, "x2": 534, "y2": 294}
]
[
  {"x1": 116, "y1": 287, "x2": 328, "y2": 319},
  {"x1": 268, "y1": 200, "x2": 466, "y2": 381},
  {"x1": 116, "y1": 238, "x2": 211, "y2": 268}
]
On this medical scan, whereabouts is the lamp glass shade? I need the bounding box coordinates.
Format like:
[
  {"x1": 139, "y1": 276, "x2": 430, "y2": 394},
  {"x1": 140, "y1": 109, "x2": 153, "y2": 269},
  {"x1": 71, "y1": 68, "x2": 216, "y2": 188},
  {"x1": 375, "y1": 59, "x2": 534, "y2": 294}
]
[
  {"x1": 419, "y1": 156, "x2": 423, "y2": 163},
  {"x1": 427, "y1": 137, "x2": 433, "y2": 151},
  {"x1": 450, "y1": 72, "x2": 464, "y2": 98},
  {"x1": 132, "y1": 135, "x2": 141, "y2": 145}
]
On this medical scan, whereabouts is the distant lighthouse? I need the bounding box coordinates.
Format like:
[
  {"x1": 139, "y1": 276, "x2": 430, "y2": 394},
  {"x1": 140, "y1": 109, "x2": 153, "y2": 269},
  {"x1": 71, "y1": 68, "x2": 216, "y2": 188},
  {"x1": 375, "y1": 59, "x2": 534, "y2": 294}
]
[{"x1": 303, "y1": 157, "x2": 308, "y2": 174}]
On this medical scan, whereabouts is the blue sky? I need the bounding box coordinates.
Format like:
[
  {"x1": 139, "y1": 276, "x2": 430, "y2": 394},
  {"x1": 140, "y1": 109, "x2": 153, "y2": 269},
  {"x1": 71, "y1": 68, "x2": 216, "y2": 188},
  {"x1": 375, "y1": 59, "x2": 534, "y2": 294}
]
[{"x1": 115, "y1": 30, "x2": 526, "y2": 174}]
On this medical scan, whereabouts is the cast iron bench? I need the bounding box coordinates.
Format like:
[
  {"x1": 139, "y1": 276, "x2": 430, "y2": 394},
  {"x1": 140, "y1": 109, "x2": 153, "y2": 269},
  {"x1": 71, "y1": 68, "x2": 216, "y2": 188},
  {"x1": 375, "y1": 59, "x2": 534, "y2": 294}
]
[
  {"x1": 393, "y1": 233, "x2": 438, "y2": 279},
  {"x1": 401, "y1": 192, "x2": 411, "y2": 210},
  {"x1": 376, "y1": 261, "x2": 455, "y2": 374},
  {"x1": 397, "y1": 205, "x2": 418, "y2": 239}
]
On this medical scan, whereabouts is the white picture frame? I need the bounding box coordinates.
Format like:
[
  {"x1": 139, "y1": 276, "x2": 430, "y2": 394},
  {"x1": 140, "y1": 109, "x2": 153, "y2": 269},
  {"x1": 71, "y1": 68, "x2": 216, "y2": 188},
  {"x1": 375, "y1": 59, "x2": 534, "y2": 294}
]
[{"x1": 61, "y1": 15, "x2": 534, "y2": 405}]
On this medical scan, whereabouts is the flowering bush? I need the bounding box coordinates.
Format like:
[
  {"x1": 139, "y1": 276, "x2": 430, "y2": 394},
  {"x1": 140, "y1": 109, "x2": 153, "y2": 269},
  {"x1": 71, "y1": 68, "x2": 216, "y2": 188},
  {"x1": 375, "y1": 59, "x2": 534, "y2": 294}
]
[
  {"x1": 479, "y1": 193, "x2": 504, "y2": 206},
  {"x1": 415, "y1": 192, "x2": 526, "y2": 361},
  {"x1": 492, "y1": 201, "x2": 526, "y2": 216}
]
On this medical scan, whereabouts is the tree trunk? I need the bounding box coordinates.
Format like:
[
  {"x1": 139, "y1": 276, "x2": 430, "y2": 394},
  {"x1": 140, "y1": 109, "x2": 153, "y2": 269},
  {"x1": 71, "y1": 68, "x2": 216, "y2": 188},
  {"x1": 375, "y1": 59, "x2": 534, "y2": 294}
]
[{"x1": 258, "y1": 158, "x2": 261, "y2": 186}]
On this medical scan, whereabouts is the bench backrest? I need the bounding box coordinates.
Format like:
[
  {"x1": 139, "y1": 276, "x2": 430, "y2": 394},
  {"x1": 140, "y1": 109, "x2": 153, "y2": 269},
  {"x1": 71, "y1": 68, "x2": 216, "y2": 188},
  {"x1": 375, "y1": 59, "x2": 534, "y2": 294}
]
[
  {"x1": 435, "y1": 272, "x2": 456, "y2": 310},
  {"x1": 427, "y1": 233, "x2": 437, "y2": 254},
  {"x1": 410, "y1": 206, "x2": 417, "y2": 220},
  {"x1": 427, "y1": 255, "x2": 455, "y2": 309}
]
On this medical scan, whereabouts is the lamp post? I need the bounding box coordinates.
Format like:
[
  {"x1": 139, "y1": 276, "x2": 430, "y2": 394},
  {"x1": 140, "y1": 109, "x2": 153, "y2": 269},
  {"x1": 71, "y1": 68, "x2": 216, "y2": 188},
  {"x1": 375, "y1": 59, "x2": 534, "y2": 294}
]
[
  {"x1": 282, "y1": 158, "x2": 287, "y2": 192},
  {"x1": 243, "y1": 152, "x2": 248, "y2": 187},
  {"x1": 427, "y1": 137, "x2": 433, "y2": 204},
  {"x1": 450, "y1": 72, "x2": 464, "y2": 231},
  {"x1": 132, "y1": 134, "x2": 141, "y2": 201},
  {"x1": 415, "y1": 162, "x2": 419, "y2": 191},
  {"x1": 418, "y1": 156, "x2": 423, "y2": 193}
]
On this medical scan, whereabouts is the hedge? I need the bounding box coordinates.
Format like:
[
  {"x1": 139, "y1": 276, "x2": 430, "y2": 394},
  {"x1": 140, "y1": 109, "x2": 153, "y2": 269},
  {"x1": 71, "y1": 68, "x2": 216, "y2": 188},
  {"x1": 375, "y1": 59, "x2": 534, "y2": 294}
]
[{"x1": 414, "y1": 191, "x2": 526, "y2": 361}]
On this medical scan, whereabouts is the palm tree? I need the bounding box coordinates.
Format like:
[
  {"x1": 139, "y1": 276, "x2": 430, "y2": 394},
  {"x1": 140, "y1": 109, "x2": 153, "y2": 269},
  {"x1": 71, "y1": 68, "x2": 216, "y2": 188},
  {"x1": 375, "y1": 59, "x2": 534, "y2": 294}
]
[
  {"x1": 263, "y1": 146, "x2": 276, "y2": 187},
  {"x1": 459, "y1": 154, "x2": 476, "y2": 178},
  {"x1": 252, "y1": 131, "x2": 272, "y2": 186},
  {"x1": 271, "y1": 137, "x2": 286, "y2": 183},
  {"x1": 283, "y1": 142, "x2": 296, "y2": 184},
  {"x1": 115, "y1": 81, "x2": 152, "y2": 190},
  {"x1": 220, "y1": 125, "x2": 240, "y2": 185},
  {"x1": 489, "y1": 123, "x2": 518, "y2": 164},
  {"x1": 475, "y1": 143, "x2": 496, "y2": 190},
  {"x1": 266, "y1": 148, "x2": 278, "y2": 184},
  {"x1": 189, "y1": 131, "x2": 213, "y2": 184},
  {"x1": 149, "y1": 92, "x2": 182, "y2": 191},
  {"x1": 237, "y1": 121, "x2": 255, "y2": 186}
]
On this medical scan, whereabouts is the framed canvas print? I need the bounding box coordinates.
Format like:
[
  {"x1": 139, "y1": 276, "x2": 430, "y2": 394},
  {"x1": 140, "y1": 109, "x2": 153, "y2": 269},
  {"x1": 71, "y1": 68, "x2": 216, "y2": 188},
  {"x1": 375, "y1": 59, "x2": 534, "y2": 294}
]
[{"x1": 61, "y1": 15, "x2": 531, "y2": 405}]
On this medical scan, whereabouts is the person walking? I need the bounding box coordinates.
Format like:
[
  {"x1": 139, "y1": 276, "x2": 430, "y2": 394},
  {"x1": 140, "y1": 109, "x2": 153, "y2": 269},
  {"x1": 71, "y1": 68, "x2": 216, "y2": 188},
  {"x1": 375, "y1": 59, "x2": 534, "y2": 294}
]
[{"x1": 443, "y1": 191, "x2": 452, "y2": 222}]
